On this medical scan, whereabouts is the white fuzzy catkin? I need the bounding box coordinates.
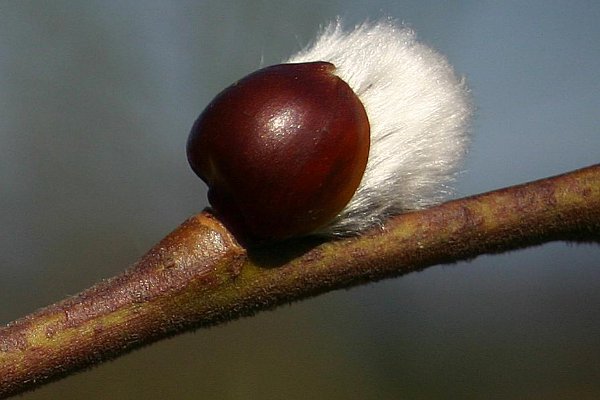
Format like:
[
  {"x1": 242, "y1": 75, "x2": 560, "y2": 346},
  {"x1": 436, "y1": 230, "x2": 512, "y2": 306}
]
[{"x1": 287, "y1": 19, "x2": 473, "y2": 236}]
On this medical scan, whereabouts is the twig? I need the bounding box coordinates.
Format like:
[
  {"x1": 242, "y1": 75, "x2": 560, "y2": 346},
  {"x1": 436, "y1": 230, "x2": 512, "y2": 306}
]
[{"x1": 1, "y1": 164, "x2": 598, "y2": 398}]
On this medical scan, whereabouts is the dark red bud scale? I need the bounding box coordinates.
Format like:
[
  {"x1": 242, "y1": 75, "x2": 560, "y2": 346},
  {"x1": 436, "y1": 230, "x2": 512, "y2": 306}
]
[{"x1": 187, "y1": 61, "x2": 370, "y2": 244}]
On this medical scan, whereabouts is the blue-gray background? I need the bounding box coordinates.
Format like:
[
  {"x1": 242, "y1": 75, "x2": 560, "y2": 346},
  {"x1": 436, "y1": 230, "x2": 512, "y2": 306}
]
[{"x1": 1, "y1": 1, "x2": 598, "y2": 399}]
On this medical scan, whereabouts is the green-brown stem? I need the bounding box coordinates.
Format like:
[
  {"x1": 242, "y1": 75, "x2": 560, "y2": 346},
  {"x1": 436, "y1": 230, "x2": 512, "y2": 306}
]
[{"x1": 1, "y1": 164, "x2": 599, "y2": 398}]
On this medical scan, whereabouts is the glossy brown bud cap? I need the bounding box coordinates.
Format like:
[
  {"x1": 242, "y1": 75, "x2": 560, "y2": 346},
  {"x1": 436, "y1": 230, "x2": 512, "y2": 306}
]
[{"x1": 187, "y1": 62, "x2": 370, "y2": 243}]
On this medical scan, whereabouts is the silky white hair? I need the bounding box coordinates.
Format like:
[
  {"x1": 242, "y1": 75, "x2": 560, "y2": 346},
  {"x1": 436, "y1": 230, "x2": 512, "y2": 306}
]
[{"x1": 287, "y1": 19, "x2": 473, "y2": 236}]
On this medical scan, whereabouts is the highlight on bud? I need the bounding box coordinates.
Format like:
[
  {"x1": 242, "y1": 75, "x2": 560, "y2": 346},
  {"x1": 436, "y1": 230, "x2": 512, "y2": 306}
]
[{"x1": 187, "y1": 18, "x2": 473, "y2": 244}]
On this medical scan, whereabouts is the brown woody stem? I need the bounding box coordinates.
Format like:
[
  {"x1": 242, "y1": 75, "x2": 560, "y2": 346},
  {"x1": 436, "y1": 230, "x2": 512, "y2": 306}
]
[{"x1": 1, "y1": 164, "x2": 599, "y2": 398}]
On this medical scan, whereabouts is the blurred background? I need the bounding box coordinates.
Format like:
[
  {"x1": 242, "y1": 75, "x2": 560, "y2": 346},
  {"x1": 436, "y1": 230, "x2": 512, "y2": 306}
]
[{"x1": 1, "y1": 1, "x2": 598, "y2": 399}]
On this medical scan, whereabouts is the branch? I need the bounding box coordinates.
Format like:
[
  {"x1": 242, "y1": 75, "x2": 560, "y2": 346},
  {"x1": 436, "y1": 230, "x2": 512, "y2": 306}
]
[{"x1": 1, "y1": 164, "x2": 599, "y2": 398}]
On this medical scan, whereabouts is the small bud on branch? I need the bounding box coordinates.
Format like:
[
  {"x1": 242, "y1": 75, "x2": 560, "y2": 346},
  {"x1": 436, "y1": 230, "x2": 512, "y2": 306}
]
[{"x1": 187, "y1": 20, "x2": 472, "y2": 244}]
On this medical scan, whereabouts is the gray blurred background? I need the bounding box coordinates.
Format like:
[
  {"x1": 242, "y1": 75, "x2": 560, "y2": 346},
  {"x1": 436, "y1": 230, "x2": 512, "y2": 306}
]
[{"x1": 1, "y1": 1, "x2": 599, "y2": 399}]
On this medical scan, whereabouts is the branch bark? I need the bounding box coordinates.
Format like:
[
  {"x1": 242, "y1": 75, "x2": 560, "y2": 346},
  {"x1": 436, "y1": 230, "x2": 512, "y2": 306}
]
[{"x1": 1, "y1": 164, "x2": 599, "y2": 398}]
